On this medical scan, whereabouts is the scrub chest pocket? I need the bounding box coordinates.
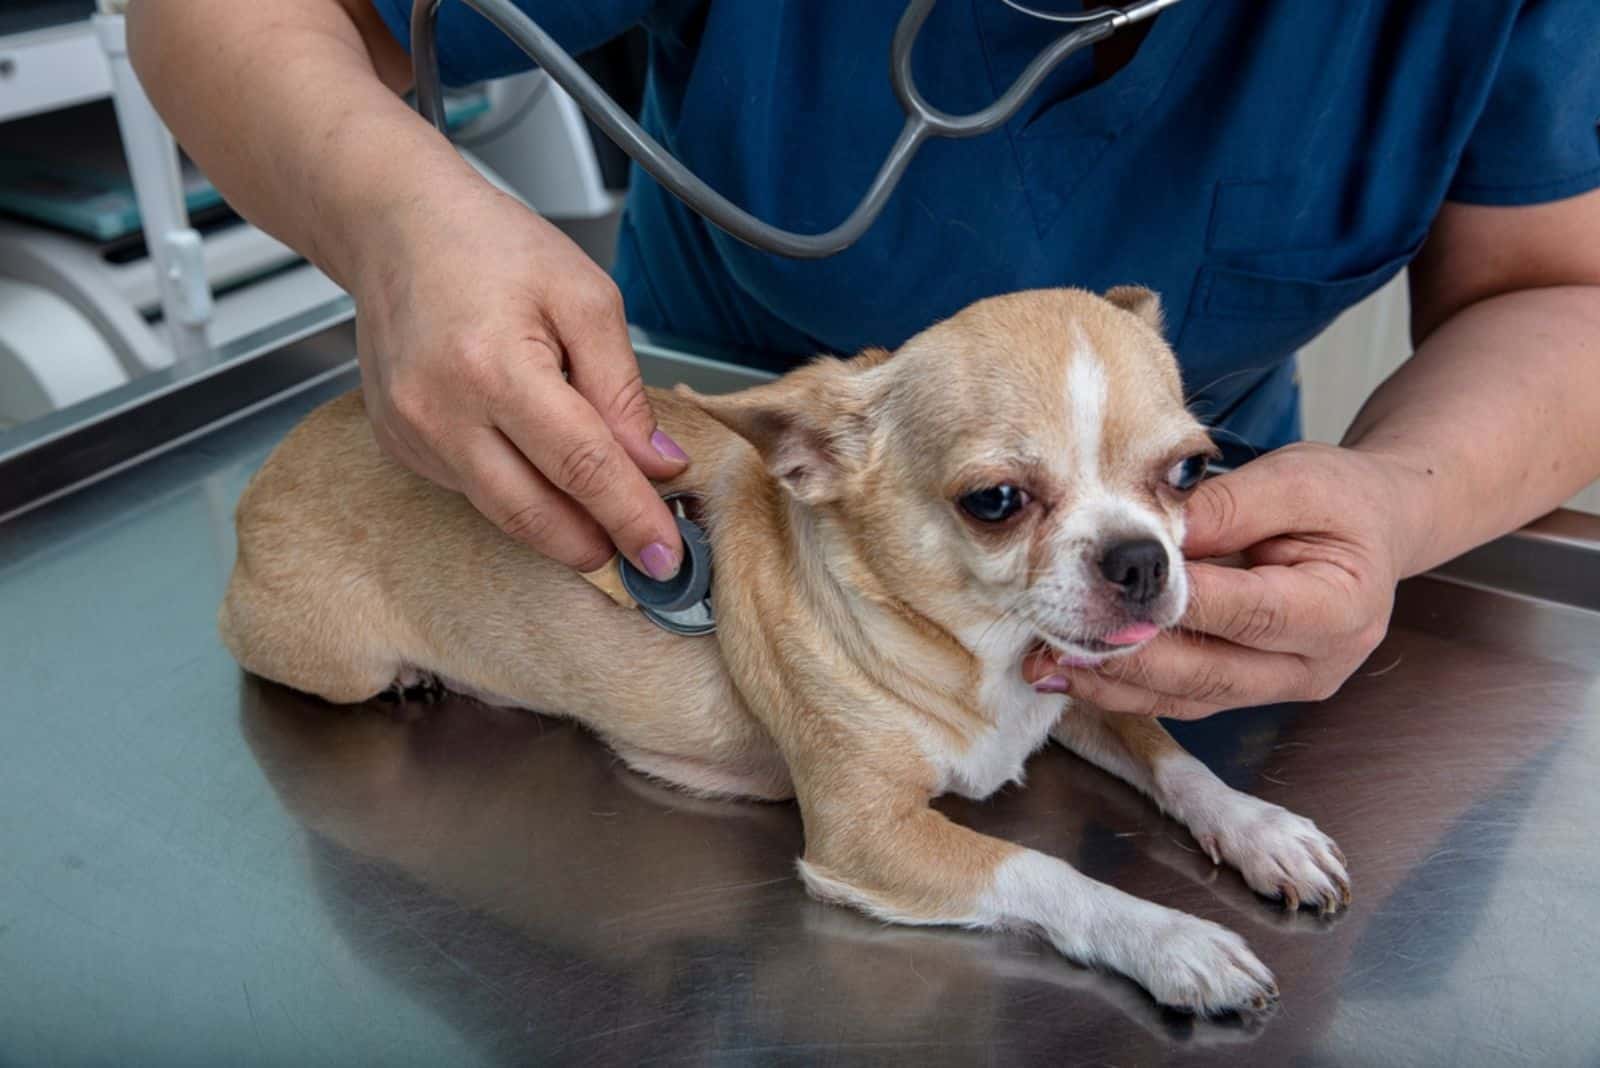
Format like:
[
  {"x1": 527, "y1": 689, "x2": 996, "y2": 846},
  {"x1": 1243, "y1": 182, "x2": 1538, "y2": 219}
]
[{"x1": 1175, "y1": 175, "x2": 1429, "y2": 443}]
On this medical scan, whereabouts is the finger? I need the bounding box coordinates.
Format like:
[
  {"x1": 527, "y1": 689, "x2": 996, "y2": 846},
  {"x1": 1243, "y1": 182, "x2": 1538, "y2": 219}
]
[
  {"x1": 1184, "y1": 562, "x2": 1361, "y2": 655},
  {"x1": 1022, "y1": 645, "x2": 1062, "y2": 687},
  {"x1": 1183, "y1": 453, "x2": 1326, "y2": 559},
  {"x1": 1066, "y1": 631, "x2": 1314, "y2": 711},
  {"x1": 492, "y1": 360, "x2": 684, "y2": 578},
  {"x1": 1024, "y1": 644, "x2": 1111, "y2": 689},
  {"x1": 553, "y1": 281, "x2": 690, "y2": 480},
  {"x1": 447, "y1": 427, "x2": 614, "y2": 570},
  {"x1": 1053, "y1": 668, "x2": 1223, "y2": 721}
]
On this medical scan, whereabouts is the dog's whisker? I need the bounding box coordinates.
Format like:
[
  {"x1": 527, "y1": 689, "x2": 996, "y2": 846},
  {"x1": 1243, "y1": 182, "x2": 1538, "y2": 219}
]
[
  {"x1": 1192, "y1": 420, "x2": 1255, "y2": 449},
  {"x1": 1183, "y1": 364, "x2": 1278, "y2": 418}
]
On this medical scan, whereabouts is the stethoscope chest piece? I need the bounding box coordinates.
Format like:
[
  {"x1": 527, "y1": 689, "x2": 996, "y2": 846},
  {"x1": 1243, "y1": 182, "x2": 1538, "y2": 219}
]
[{"x1": 618, "y1": 494, "x2": 716, "y2": 636}]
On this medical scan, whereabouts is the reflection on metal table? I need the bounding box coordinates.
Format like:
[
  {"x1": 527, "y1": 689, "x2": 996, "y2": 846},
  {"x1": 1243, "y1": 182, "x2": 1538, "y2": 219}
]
[{"x1": 2, "y1": 321, "x2": 1598, "y2": 1065}]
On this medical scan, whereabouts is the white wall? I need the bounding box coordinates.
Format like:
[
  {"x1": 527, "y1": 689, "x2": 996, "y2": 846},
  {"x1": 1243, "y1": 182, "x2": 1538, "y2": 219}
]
[{"x1": 1296, "y1": 274, "x2": 1600, "y2": 516}]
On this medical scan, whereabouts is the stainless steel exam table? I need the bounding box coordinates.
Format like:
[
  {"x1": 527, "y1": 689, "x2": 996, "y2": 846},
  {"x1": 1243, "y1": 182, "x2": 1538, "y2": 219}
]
[{"x1": 3, "y1": 318, "x2": 1598, "y2": 1066}]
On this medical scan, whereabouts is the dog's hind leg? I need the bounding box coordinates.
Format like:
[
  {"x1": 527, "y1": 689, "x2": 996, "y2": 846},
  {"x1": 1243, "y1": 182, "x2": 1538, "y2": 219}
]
[
  {"x1": 1051, "y1": 704, "x2": 1351, "y2": 914},
  {"x1": 218, "y1": 568, "x2": 402, "y2": 704}
]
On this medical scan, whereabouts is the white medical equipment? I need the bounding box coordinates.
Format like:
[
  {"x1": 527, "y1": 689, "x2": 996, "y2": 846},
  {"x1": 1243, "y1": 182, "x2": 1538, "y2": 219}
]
[
  {"x1": 0, "y1": 1, "x2": 345, "y2": 410},
  {"x1": 0, "y1": 2, "x2": 617, "y2": 420}
]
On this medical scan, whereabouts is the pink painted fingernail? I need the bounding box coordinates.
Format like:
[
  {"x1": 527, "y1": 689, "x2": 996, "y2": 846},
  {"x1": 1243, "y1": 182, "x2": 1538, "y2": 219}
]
[
  {"x1": 640, "y1": 541, "x2": 680, "y2": 581},
  {"x1": 651, "y1": 429, "x2": 690, "y2": 463},
  {"x1": 1034, "y1": 675, "x2": 1070, "y2": 694}
]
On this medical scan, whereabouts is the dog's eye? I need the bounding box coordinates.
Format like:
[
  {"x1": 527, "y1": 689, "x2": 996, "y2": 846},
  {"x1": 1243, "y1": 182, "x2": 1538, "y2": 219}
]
[
  {"x1": 959, "y1": 485, "x2": 1030, "y2": 523},
  {"x1": 1166, "y1": 454, "x2": 1208, "y2": 493}
]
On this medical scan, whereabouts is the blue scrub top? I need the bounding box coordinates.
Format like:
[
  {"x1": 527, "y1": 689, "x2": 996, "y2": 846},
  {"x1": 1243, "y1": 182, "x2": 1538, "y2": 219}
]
[{"x1": 374, "y1": 0, "x2": 1600, "y2": 457}]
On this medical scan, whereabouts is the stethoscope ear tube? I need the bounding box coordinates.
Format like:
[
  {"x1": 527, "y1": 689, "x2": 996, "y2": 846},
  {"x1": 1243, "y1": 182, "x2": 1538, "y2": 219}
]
[{"x1": 411, "y1": 0, "x2": 1175, "y2": 259}]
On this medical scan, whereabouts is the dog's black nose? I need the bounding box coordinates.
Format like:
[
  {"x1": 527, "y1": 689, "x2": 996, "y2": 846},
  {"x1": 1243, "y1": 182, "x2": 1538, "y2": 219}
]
[{"x1": 1098, "y1": 539, "x2": 1168, "y2": 607}]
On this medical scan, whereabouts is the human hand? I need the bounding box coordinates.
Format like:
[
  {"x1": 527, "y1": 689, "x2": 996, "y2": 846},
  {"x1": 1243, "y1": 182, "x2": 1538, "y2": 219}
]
[
  {"x1": 353, "y1": 181, "x2": 688, "y2": 578},
  {"x1": 1025, "y1": 443, "x2": 1420, "y2": 718}
]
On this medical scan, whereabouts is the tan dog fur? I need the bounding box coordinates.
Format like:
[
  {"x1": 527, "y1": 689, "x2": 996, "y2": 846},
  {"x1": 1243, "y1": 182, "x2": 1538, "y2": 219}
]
[{"x1": 221, "y1": 288, "x2": 1349, "y2": 1015}]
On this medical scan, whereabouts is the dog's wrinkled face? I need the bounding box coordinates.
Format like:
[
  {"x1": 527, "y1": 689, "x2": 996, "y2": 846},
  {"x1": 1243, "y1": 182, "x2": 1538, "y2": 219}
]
[
  {"x1": 693, "y1": 288, "x2": 1215, "y2": 667},
  {"x1": 851, "y1": 289, "x2": 1214, "y2": 668}
]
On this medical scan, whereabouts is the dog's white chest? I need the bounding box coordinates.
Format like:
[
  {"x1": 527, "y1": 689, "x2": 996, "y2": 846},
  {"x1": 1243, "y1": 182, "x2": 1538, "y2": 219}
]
[{"x1": 933, "y1": 671, "x2": 1063, "y2": 800}]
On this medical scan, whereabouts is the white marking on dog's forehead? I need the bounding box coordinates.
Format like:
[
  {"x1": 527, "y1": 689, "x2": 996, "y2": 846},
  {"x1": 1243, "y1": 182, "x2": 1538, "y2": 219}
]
[{"x1": 1064, "y1": 334, "x2": 1108, "y2": 483}]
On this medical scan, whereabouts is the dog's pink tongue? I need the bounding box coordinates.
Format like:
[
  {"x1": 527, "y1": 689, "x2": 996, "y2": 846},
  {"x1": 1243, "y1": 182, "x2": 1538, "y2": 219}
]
[{"x1": 1102, "y1": 621, "x2": 1160, "y2": 646}]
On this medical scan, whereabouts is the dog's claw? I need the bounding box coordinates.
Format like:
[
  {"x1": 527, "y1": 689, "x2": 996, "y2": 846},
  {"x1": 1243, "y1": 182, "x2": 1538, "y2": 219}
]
[
  {"x1": 1140, "y1": 914, "x2": 1277, "y2": 1016},
  {"x1": 1251, "y1": 984, "x2": 1280, "y2": 1011},
  {"x1": 385, "y1": 670, "x2": 444, "y2": 706},
  {"x1": 1188, "y1": 797, "x2": 1350, "y2": 917}
]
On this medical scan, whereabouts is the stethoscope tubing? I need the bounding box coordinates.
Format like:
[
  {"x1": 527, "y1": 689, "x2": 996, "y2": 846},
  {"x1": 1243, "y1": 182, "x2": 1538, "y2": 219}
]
[{"x1": 412, "y1": 0, "x2": 1178, "y2": 259}]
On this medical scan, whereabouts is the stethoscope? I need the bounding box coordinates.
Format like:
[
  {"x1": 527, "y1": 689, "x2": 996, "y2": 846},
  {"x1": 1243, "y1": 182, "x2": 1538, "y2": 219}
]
[
  {"x1": 410, "y1": 0, "x2": 1179, "y2": 633},
  {"x1": 412, "y1": 0, "x2": 1182, "y2": 260}
]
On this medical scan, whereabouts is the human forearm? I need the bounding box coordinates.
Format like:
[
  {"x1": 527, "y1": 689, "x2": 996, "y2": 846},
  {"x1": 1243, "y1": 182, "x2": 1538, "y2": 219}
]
[
  {"x1": 130, "y1": 0, "x2": 694, "y2": 579},
  {"x1": 1042, "y1": 288, "x2": 1600, "y2": 717},
  {"x1": 1047, "y1": 191, "x2": 1600, "y2": 719},
  {"x1": 1344, "y1": 285, "x2": 1600, "y2": 577},
  {"x1": 127, "y1": 0, "x2": 485, "y2": 292}
]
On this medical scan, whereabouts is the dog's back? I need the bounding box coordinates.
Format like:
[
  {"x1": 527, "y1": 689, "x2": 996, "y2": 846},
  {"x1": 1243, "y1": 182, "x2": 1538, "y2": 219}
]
[{"x1": 222, "y1": 389, "x2": 791, "y2": 798}]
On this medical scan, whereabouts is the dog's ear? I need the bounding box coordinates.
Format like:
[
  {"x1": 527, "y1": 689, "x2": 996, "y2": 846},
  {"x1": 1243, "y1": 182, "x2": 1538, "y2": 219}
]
[
  {"x1": 679, "y1": 348, "x2": 888, "y2": 505},
  {"x1": 1104, "y1": 285, "x2": 1164, "y2": 334}
]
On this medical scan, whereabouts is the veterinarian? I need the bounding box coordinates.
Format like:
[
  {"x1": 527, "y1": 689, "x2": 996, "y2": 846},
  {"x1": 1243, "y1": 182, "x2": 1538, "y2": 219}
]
[{"x1": 128, "y1": 1, "x2": 1600, "y2": 719}]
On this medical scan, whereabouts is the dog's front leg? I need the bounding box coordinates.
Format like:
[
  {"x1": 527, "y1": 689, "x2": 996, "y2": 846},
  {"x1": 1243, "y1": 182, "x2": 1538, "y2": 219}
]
[
  {"x1": 795, "y1": 781, "x2": 1278, "y2": 1016},
  {"x1": 1051, "y1": 704, "x2": 1351, "y2": 913}
]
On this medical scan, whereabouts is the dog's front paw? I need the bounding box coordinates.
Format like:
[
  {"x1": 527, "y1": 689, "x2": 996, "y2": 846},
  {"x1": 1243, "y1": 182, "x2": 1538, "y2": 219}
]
[
  {"x1": 1131, "y1": 913, "x2": 1278, "y2": 1017},
  {"x1": 1192, "y1": 796, "x2": 1351, "y2": 915}
]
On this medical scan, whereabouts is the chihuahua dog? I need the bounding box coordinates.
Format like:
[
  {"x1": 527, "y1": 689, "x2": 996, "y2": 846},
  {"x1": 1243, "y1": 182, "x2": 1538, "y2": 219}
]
[{"x1": 222, "y1": 288, "x2": 1349, "y2": 1015}]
